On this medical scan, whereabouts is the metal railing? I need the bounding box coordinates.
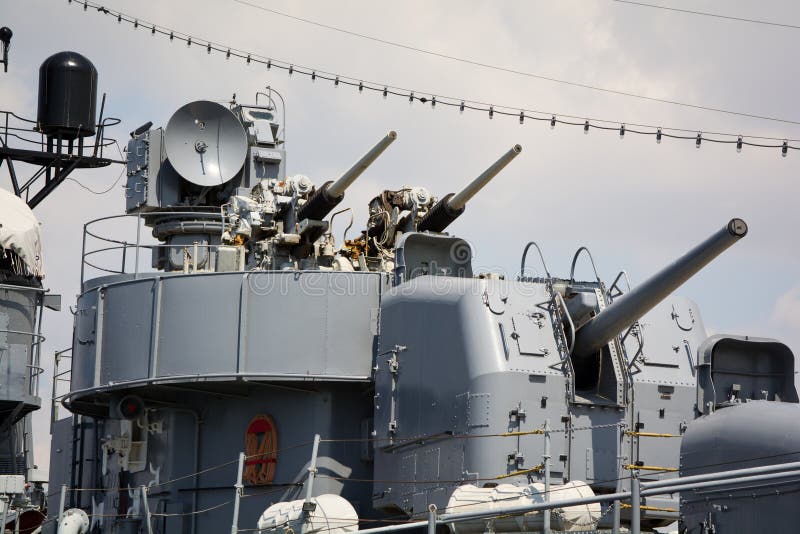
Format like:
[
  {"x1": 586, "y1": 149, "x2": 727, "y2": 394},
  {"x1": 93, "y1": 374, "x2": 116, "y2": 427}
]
[
  {"x1": 47, "y1": 421, "x2": 800, "y2": 534},
  {"x1": 1, "y1": 110, "x2": 120, "y2": 158},
  {"x1": 50, "y1": 348, "x2": 73, "y2": 429},
  {"x1": 80, "y1": 210, "x2": 230, "y2": 284},
  {"x1": 352, "y1": 461, "x2": 800, "y2": 534},
  {"x1": 0, "y1": 283, "x2": 46, "y2": 399}
]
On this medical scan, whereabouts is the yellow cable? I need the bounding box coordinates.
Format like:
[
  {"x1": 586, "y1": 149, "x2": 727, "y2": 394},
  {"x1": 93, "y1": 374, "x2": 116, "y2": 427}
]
[
  {"x1": 625, "y1": 431, "x2": 681, "y2": 438},
  {"x1": 499, "y1": 429, "x2": 544, "y2": 437},
  {"x1": 623, "y1": 464, "x2": 678, "y2": 472},
  {"x1": 620, "y1": 503, "x2": 678, "y2": 513},
  {"x1": 495, "y1": 464, "x2": 545, "y2": 480}
]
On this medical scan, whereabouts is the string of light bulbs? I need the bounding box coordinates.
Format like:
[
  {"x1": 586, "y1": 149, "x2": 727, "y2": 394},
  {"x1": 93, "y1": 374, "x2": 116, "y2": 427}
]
[
  {"x1": 67, "y1": 0, "x2": 798, "y2": 157},
  {"x1": 231, "y1": 0, "x2": 800, "y2": 126}
]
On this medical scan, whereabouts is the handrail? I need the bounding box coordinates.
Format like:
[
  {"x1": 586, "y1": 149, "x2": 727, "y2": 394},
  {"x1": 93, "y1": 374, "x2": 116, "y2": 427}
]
[
  {"x1": 0, "y1": 110, "x2": 38, "y2": 124},
  {"x1": 51, "y1": 348, "x2": 73, "y2": 427},
  {"x1": 519, "y1": 240, "x2": 551, "y2": 280},
  {"x1": 608, "y1": 270, "x2": 632, "y2": 301},
  {"x1": 554, "y1": 292, "x2": 575, "y2": 355},
  {"x1": 0, "y1": 284, "x2": 46, "y2": 293},
  {"x1": 0, "y1": 326, "x2": 46, "y2": 397},
  {"x1": 569, "y1": 245, "x2": 603, "y2": 286},
  {"x1": 351, "y1": 460, "x2": 800, "y2": 534},
  {"x1": 81, "y1": 210, "x2": 231, "y2": 284},
  {"x1": 0, "y1": 329, "x2": 45, "y2": 342}
]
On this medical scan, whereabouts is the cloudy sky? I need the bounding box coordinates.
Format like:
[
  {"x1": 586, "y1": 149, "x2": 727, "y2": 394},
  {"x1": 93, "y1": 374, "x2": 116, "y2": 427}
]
[{"x1": 2, "y1": 0, "x2": 799, "y2": 473}]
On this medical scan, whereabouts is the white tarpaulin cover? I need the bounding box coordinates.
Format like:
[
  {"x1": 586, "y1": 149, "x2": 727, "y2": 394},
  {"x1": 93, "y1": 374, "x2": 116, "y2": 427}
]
[{"x1": 0, "y1": 188, "x2": 43, "y2": 277}]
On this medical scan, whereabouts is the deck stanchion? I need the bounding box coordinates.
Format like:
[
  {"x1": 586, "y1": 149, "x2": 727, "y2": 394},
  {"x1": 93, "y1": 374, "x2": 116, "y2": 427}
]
[
  {"x1": 230, "y1": 451, "x2": 245, "y2": 534},
  {"x1": 0, "y1": 496, "x2": 8, "y2": 534},
  {"x1": 140, "y1": 486, "x2": 154, "y2": 534},
  {"x1": 631, "y1": 472, "x2": 641, "y2": 534},
  {"x1": 543, "y1": 419, "x2": 551, "y2": 534},
  {"x1": 304, "y1": 434, "x2": 322, "y2": 508},
  {"x1": 427, "y1": 504, "x2": 437, "y2": 534},
  {"x1": 58, "y1": 484, "x2": 67, "y2": 526}
]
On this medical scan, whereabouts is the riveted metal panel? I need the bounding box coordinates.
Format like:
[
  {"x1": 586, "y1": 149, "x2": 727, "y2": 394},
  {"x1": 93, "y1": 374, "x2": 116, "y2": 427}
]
[
  {"x1": 71, "y1": 290, "x2": 99, "y2": 392},
  {"x1": 100, "y1": 279, "x2": 153, "y2": 383},
  {"x1": 157, "y1": 275, "x2": 241, "y2": 376}
]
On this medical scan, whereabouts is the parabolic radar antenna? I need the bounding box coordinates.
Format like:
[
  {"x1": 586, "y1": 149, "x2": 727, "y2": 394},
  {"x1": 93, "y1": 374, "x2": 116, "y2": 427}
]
[{"x1": 164, "y1": 100, "x2": 248, "y2": 187}]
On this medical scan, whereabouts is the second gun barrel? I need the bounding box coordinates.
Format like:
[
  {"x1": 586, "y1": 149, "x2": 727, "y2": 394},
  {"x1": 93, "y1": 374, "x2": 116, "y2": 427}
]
[
  {"x1": 448, "y1": 144, "x2": 522, "y2": 211},
  {"x1": 417, "y1": 144, "x2": 522, "y2": 233}
]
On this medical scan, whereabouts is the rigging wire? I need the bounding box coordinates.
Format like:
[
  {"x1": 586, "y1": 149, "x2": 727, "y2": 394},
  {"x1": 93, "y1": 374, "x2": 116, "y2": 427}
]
[
  {"x1": 67, "y1": 165, "x2": 126, "y2": 195},
  {"x1": 62, "y1": 138, "x2": 126, "y2": 194},
  {"x1": 611, "y1": 0, "x2": 800, "y2": 30},
  {"x1": 65, "y1": 0, "x2": 798, "y2": 156},
  {"x1": 231, "y1": 0, "x2": 800, "y2": 126},
  {"x1": 40, "y1": 436, "x2": 800, "y2": 530}
]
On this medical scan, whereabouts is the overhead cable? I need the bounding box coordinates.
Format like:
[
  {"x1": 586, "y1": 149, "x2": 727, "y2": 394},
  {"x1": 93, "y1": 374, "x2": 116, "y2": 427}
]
[
  {"x1": 231, "y1": 0, "x2": 800, "y2": 126},
  {"x1": 612, "y1": 0, "x2": 800, "y2": 30},
  {"x1": 66, "y1": 0, "x2": 798, "y2": 156}
]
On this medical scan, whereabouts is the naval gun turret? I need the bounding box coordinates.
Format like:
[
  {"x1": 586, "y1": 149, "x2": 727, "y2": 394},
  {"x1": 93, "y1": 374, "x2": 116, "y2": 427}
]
[{"x1": 571, "y1": 218, "x2": 748, "y2": 361}]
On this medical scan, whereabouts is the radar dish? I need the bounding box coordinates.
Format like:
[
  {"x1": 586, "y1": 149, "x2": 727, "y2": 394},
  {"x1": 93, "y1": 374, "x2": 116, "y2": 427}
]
[{"x1": 164, "y1": 100, "x2": 248, "y2": 187}]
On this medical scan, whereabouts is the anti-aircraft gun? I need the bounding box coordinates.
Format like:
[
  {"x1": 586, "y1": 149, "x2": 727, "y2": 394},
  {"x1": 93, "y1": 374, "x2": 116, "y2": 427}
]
[
  {"x1": 345, "y1": 144, "x2": 522, "y2": 269},
  {"x1": 126, "y1": 97, "x2": 396, "y2": 271},
  {"x1": 418, "y1": 144, "x2": 522, "y2": 233}
]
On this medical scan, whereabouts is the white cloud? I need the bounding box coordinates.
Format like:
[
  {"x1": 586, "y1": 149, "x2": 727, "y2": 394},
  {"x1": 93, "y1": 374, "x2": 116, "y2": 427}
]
[{"x1": 773, "y1": 285, "x2": 800, "y2": 331}]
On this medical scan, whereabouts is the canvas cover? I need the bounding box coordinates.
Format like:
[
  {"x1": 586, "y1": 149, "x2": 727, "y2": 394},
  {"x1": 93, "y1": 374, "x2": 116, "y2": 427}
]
[{"x1": 0, "y1": 188, "x2": 43, "y2": 277}]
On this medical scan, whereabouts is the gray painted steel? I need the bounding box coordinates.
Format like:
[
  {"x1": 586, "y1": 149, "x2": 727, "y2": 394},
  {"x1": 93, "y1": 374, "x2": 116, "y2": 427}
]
[
  {"x1": 68, "y1": 270, "x2": 387, "y2": 408},
  {"x1": 0, "y1": 285, "x2": 42, "y2": 414},
  {"x1": 47, "y1": 95, "x2": 800, "y2": 534},
  {"x1": 680, "y1": 401, "x2": 800, "y2": 533},
  {"x1": 0, "y1": 284, "x2": 43, "y2": 483}
]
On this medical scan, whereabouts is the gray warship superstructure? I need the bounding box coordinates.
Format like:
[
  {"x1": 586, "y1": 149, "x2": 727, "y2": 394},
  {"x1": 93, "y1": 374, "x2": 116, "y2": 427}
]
[
  {"x1": 34, "y1": 84, "x2": 800, "y2": 534},
  {"x1": 0, "y1": 188, "x2": 58, "y2": 530}
]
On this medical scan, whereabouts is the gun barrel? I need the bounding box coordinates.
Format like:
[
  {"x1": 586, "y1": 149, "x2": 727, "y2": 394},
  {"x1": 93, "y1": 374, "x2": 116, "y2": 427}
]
[
  {"x1": 448, "y1": 144, "x2": 522, "y2": 211},
  {"x1": 572, "y1": 218, "x2": 748, "y2": 359},
  {"x1": 298, "y1": 131, "x2": 397, "y2": 222},
  {"x1": 327, "y1": 130, "x2": 398, "y2": 198},
  {"x1": 417, "y1": 144, "x2": 522, "y2": 233}
]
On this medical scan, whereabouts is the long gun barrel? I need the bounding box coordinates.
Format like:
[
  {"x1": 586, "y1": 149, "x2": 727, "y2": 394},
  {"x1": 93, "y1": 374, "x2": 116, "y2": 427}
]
[
  {"x1": 417, "y1": 144, "x2": 522, "y2": 233},
  {"x1": 571, "y1": 218, "x2": 748, "y2": 360},
  {"x1": 297, "y1": 130, "x2": 397, "y2": 221}
]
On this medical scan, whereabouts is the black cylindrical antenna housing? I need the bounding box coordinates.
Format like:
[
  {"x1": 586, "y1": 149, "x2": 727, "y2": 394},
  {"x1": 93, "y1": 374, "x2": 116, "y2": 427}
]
[{"x1": 37, "y1": 51, "x2": 98, "y2": 140}]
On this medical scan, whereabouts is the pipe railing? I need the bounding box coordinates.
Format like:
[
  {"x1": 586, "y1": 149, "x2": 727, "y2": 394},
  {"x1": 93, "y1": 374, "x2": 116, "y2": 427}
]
[
  {"x1": 48, "y1": 447, "x2": 800, "y2": 533},
  {"x1": 50, "y1": 348, "x2": 73, "y2": 429},
  {"x1": 80, "y1": 211, "x2": 230, "y2": 284},
  {"x1": 353, "y1": 460, "x2": 800, "y2": 534}
]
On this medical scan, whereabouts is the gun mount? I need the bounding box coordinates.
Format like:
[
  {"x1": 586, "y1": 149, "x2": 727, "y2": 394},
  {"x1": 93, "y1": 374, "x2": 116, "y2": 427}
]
[
  {"x1": 347, "y1": 144, "x2": 522, "y2": 269},
  {"x1": 571, "y1": 218, "x2": 748, "y2": 360},
  {"x1": 297, "y1": 130, "x2": 397, "y2": 222},
  {"x1": 417, "y1": 144, "x2": 522, "y2": 232}
]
